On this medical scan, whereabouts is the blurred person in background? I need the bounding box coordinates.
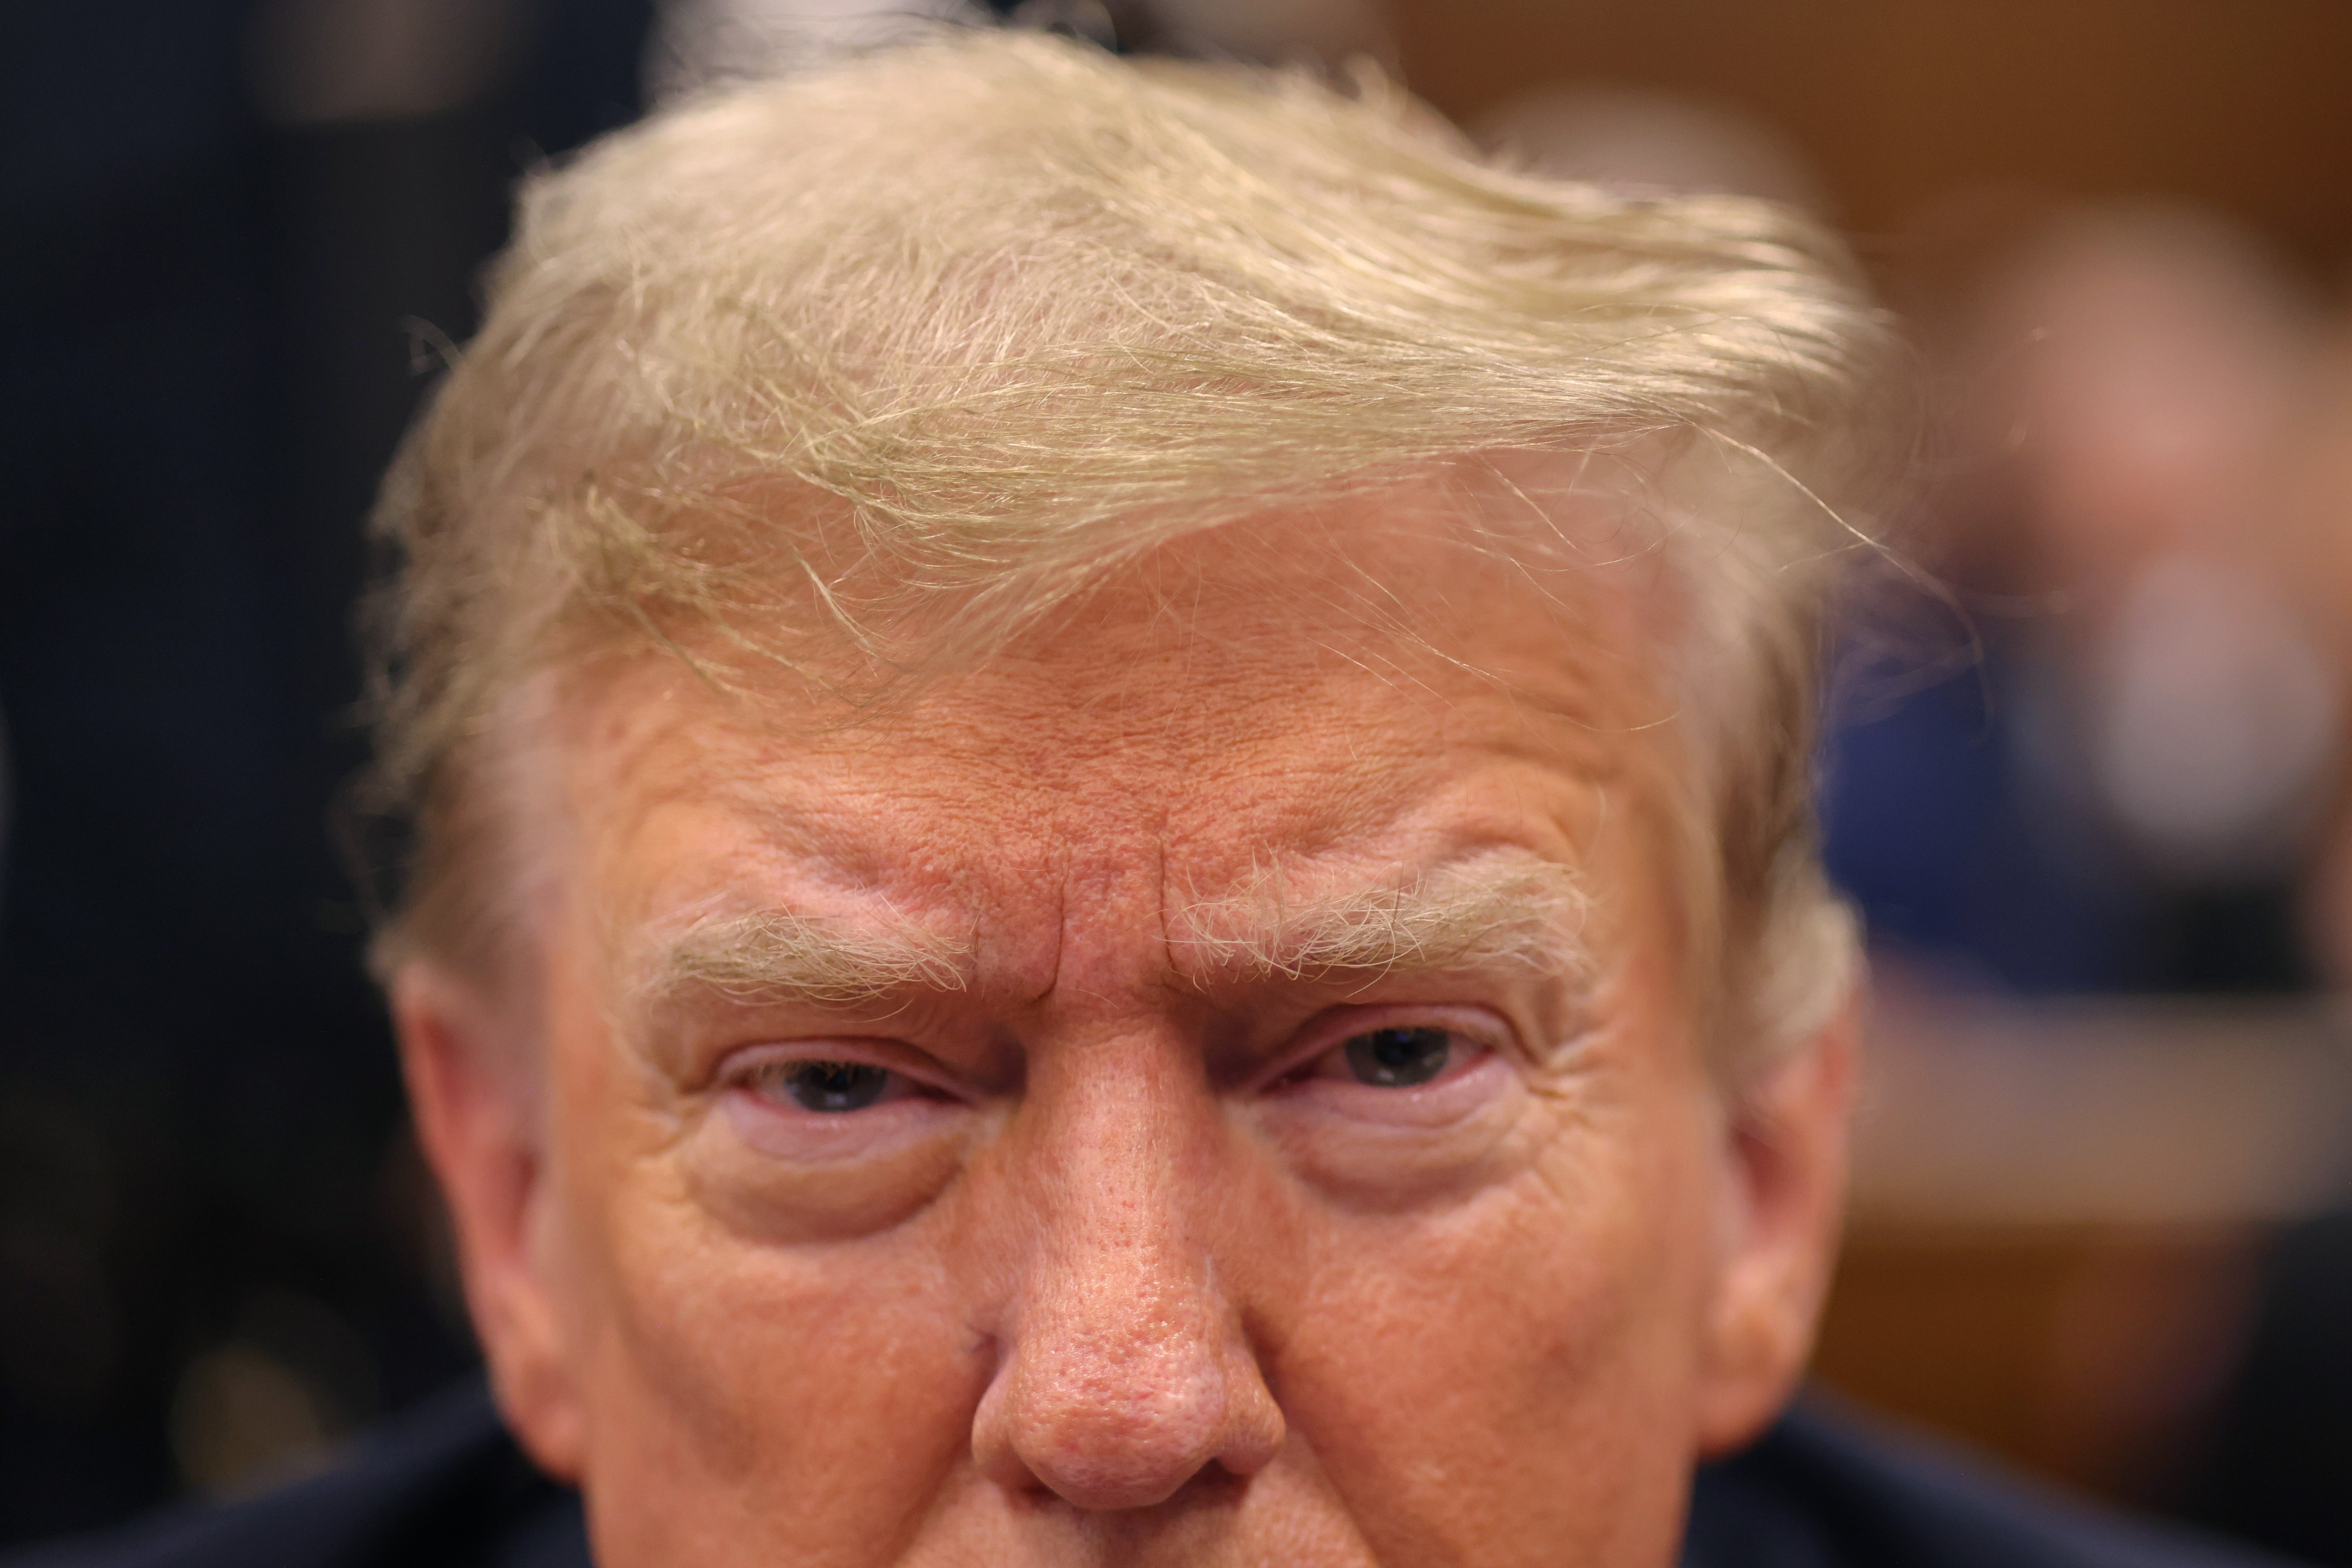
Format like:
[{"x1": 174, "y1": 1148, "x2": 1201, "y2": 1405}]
[
  {"x1": 1814, "y1": 203, "x2": 2352, "y2": 1561},
  {"x1": 1825, "y1": 205, "x2": 2343, "y2": 992},
  {"x1": 1824, "y1": 203, "x2": 2338, "y2": 996},
  {"x1": 1815, "y1": 200, "x2": 2352, "y2": 1566}
]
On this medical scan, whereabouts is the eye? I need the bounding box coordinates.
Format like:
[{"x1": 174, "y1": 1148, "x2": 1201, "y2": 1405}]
[
  {"x1": 1341, "y1": 1025, "x2": 1456, "y2": 1088},
  {"x1": 1260, "y1": 1010, "x2": 1517, "y2": 1142},
  {"x1": 748, "y1": 1059, "x2": 904, "y2": 1113},
  {"x1": 1278, "y1": 1019, "x2": 1495, "y2": 1094}
]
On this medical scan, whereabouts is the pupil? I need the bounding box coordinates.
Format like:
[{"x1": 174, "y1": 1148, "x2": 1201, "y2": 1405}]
[
  {"x1": 1343, "y1": 1027, "x2": 1451, "y2": 1088},
  {"x1": 784, "y1": 1060, "x2": 890, "y2": 1112}
]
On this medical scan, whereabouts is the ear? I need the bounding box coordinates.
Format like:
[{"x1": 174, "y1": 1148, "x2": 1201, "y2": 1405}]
[
  {"x1": 1691, "y1": 989, "x2": 1860, "y2": 1457},
  {"x1": 392, "y1": 962, "x2": 588, "y2": 1479}
]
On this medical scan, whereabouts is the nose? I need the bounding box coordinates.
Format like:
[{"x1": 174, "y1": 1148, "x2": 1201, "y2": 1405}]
[{"x1": 970, "y1": 1058, "x2": 1285, "y2": 1510}]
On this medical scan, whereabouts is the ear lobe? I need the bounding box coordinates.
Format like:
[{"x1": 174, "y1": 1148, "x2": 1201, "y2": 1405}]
[
  {"x1": 392, "y1": 963, "x2": 587, "y2": 1479},
  {"x1": 1692, "y1": 991, "x2": 1860, "y2": 1457}
]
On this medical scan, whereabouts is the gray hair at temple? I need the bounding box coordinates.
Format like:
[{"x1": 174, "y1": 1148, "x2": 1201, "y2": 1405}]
[{"x1": 360, "y1": 27, "x2": 1906, "y2": 1076}]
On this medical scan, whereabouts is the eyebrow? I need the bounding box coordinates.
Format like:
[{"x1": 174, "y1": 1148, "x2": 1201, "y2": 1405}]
[
  {"x1": 637, "y1": 904, "x2": 973, "y2": 1011},
  {"x1": 634, "y1": 851, "x2": 1593, "y2": 1011},
  {"x1": 1168, "y1": 851, "x2": 1594, "y2": 988}
]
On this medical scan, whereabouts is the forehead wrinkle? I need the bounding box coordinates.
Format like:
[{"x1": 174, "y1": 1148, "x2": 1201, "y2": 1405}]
[{"x1": 1167, "y1": 849, "x2": 1595, "y2": 990}]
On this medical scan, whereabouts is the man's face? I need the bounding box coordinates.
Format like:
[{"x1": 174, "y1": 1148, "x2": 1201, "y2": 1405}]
[{"x1": 399, "y1": 492, "x2": 1852, "y2": 1568}]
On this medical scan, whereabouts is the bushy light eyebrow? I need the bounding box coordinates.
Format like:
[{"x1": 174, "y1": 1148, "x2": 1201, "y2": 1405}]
[
  {"x1": 634, "y1": 852, "x2": 1592, "y2": 1013},
  {"x1": 1169, "y1": 851, "x2": 1595, "y2": 987},
  {"x1": 638, "y1": 905, "x2": 972, "y2": 1011}
]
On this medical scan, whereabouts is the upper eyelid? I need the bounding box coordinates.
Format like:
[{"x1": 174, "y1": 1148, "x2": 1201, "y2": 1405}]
[
  {"x1": 718, "y1": 1038, "x2": 962, "y2": 1096},
  {"x1": 1319, "y1": 1005, "x2": 1512, "y2": 1048}
]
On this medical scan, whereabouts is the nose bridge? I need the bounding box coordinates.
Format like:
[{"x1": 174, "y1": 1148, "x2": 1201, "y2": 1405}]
[
  {"x1": 1038, "y1": 1036, "x2": 1204, "y2": 1281},
  {"x1": 971, "y1": 1031, "x2": 1283, "y2": 1509},
  {"x1": 1033, "y1": 1045, "x2": 1220, "y2": 1389}
]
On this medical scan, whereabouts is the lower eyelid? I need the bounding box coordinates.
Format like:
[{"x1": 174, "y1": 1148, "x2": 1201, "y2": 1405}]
[
  {"x1": 713, "y1": 1085, "x2": 971, "y2": 1175},
  {"x1": 1276, "y1": 1043, "x2": 1489, "y2": 1102},
  {"x1": 1269, "y1": 1053, "x2": 1515, "y2": 1137}
]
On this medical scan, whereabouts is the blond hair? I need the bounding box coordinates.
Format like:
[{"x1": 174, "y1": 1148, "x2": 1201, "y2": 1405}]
[{"x1": 364, "y1": 29, "x2": 1902, "y2": 1069}]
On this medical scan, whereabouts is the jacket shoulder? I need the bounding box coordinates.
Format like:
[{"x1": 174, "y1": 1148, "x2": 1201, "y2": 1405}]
[
  {"x1": 0, "y1": 1383, "x2": 585, "y2": 1568},
  {"x1": 1689, "y1": 1399, "x2": 2312, "y2": 1568}
]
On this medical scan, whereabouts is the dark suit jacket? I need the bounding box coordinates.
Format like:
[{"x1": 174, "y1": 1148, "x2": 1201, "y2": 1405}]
[{"x1": 0, "y1": 1383, "x2": 2305, "y2": 1568}]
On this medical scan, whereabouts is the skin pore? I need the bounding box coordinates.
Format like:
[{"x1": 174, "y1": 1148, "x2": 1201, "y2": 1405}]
[{"x1": 394, "y1": 488, "x2": 1857, "y2": 1568}]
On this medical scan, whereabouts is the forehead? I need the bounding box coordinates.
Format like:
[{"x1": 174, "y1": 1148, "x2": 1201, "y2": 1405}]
[{"x1": 538, "y1": 485, "x2": 1685, "y2": 960}]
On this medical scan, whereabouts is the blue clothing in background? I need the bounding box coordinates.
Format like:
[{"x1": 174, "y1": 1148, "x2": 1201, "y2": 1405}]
[{"x1": 1818, "y1": 622, "x2": 2311, "y2": 995}]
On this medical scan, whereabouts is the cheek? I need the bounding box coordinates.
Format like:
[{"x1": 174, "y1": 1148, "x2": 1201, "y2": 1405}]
[
  {"x1": 1268, "y1": 1065, "x2": 1724, "y2": 1563},
  {"x1": 570, "y1": 1172, "x2": 993, "y2": 1562},
  {"x1": 683, "y1": 1092, "x2": 976, "y2": 1242},
  {"x1": 541, "y1": 1018, "x2": 987, "y2": 1561}
]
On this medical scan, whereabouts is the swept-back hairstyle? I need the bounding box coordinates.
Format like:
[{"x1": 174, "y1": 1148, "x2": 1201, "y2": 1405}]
[{"x1": 364, "y1": 28, "x2": 1904, "y2": 1069}]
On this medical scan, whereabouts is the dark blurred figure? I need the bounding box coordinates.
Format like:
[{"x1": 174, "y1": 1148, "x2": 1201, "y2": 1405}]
[
  {"x1": 2189, "y1": 1209, "x2": 2352, "y2": 1565},
  {"x1": 0, "y1": 0, "x2": 652, "y2": 1544}
]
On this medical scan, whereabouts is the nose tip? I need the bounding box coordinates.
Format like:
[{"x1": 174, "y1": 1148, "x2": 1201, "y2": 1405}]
[{"x1": 972, "y1": 1310, "x2": 1285, "y2": 1510}]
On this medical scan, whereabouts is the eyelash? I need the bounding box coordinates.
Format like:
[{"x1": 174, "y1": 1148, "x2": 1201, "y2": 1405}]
[
  {"x1": 1269, "y1": 1011, "x2": 1504, "y2": 1092},
  {"x1": 728, "y1": 1044, "x2": 955, "y2": 1116}
]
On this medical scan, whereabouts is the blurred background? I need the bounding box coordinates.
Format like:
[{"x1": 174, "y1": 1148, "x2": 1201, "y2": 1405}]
[{"x1": 2, "y1": 0, "x2": 2349, "y2": 1558}]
